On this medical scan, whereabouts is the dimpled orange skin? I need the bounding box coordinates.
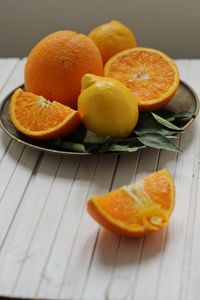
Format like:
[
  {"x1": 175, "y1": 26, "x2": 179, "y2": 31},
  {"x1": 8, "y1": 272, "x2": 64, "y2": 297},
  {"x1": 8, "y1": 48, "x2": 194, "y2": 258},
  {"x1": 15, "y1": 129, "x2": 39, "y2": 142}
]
[
  {"x1": 24, "y1": 31, "x2": 104, "y2": 108},
  {"x1": 88, "y1": 20, "x2": 137, "y2": 64}
]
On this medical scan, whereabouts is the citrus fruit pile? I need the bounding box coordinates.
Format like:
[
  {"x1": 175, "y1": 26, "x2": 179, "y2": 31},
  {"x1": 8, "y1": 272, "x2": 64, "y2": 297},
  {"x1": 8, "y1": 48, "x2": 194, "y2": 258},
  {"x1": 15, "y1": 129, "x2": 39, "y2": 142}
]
[
  {"x1": 8, "y1": 20, "x2": 179, "y2": 236},
  {"x1": 9, "y1": 19, "x2": 180, "y2": 142}
]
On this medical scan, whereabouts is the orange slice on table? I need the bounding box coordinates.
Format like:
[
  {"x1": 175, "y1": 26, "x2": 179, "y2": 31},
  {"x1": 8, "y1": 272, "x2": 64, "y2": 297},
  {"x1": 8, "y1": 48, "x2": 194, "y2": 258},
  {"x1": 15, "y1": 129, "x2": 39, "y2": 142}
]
[
  {"x1": 104, "y1": 47, "x2": 180, "y2": 111},
  {"x1": 87, "y1": 169, "x2": 175, "y2": 237},
  {"x1": 9, "y1": 88, "x2": 82, "y2": 140}
]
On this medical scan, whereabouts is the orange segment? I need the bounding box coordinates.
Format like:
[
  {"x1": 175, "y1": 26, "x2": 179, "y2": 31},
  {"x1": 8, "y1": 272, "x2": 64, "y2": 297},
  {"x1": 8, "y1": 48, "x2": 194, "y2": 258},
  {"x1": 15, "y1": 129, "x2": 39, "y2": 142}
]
[
  {"x1": 104, "y1": 47, "x2": 180, "y2": 111},
  {"x1": 143, "y1": 170, "x2": 175, "y2": 211},
  {"x1": 87, "y1": 169, "x2": 175, "y2": 237},
  {"x1": 9, "y1": 88, "x2": 82, "y2": 140}
]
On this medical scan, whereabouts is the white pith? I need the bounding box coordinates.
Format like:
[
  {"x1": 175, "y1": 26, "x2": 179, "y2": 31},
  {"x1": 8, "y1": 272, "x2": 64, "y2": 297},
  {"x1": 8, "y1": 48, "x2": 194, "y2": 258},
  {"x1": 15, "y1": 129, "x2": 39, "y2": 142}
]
[
  {"x1": 122, "y1": 182, "x2": 163, "y2": 226},
  {"x1": 38, "y1": 96, "x2": 52, "y2": 107}
]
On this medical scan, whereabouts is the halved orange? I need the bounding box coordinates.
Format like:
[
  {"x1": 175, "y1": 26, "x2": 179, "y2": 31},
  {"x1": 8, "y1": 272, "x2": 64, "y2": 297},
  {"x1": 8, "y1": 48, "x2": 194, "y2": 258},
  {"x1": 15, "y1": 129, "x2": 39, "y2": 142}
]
[
  {"x1": 104, "y1": 47, "x2": 180, "y2": 111},
  {"x1": 9, "y1": 88, "x2": 82, "y2": 140},
  {"x1": 87, "y1": 169, "x2": 175, "y2": 237}
]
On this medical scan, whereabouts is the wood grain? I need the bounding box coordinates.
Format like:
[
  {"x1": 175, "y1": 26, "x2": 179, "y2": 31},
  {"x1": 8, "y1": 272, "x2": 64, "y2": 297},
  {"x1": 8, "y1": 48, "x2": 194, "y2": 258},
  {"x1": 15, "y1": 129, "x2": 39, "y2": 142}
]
[{"x1": 0, "y1": 59, "x2": 200, "y2": 300}]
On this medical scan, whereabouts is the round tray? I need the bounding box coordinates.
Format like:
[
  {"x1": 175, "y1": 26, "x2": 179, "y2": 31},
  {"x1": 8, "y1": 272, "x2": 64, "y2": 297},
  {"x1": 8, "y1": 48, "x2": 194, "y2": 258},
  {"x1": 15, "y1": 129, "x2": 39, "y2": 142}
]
[{"x1": 0, "y1": 80, "x2": 199, "y2": 155}]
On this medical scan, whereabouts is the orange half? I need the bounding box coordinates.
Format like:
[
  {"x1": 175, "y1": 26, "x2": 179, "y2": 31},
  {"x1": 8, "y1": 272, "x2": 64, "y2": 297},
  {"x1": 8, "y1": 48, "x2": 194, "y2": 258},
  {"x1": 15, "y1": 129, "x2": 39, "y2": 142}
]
[
  {"x1": 104, "y1": 47, "x2": 180, "y2": 111},
  {"x1": 87, "y1": 169, "x2": 175, "y2": 237},
  {"x1": 9, "y1": 88, "x2": 82, "y2": 140}
]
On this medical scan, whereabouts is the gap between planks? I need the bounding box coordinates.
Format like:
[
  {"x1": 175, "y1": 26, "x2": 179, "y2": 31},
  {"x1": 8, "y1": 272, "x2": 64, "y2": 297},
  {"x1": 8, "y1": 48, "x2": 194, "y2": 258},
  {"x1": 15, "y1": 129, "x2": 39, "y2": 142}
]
[{"x1": 0, "y1": 59, "x2": 199, "y2": 300}]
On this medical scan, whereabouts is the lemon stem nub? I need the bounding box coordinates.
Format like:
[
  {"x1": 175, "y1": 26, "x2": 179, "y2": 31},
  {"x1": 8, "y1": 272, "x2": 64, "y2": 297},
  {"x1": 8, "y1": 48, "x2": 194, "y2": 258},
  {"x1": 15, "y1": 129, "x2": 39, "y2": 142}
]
[{"x1": 81, "y1": 74, "x2": 99, "y2": 90}]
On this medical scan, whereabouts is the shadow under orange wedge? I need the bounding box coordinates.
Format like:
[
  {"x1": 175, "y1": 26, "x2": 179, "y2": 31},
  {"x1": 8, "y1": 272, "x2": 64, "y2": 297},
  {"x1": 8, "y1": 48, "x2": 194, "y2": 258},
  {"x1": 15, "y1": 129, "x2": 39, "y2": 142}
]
[
  {"x1": 87, "y1": 169, "x2": 175, "y2": 237},
  {"x1": 9, "y1": 88, "x2": 81, "y2": 140},
  {"x1": 104, "y1": 47, "x2": 180, "y2": 111}
]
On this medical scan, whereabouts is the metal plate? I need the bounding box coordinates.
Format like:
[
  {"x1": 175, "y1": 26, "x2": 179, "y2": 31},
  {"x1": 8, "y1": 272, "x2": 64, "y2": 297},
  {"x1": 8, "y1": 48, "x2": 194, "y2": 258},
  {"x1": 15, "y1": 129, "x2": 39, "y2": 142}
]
[{"x1": 0, "y1": 80, "x2": 199, "y2": 156}]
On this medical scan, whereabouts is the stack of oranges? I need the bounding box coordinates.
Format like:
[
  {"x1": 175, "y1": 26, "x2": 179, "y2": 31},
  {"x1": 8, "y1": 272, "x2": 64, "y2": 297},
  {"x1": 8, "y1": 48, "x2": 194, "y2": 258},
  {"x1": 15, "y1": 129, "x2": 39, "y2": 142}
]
[
  {"x1": 9, "y1": 20, "x2": 178, "y2": 236},
  {"x1": 10, "y1": 19, "x2": 179, "y2": 141}
]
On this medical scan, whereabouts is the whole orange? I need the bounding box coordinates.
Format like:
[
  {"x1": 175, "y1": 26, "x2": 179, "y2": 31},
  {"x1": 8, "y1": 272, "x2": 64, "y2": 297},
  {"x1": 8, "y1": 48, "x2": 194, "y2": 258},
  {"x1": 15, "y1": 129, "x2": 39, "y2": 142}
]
[
  {"x1": 24, "y1": 31, "x2": 103, "y2": 108},
  {"x1": 88, "y1": 20, "x2": 137, "y2": 64}
]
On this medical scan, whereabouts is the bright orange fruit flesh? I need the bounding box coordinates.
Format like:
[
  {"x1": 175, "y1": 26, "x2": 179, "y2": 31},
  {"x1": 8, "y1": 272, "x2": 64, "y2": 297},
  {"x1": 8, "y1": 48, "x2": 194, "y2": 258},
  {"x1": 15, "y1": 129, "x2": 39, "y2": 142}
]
[
  {"x1": 87, "y1": 169, "x2": 175, "y2": 237},
  {"x1": 9, "y1": 88, "x2": 82, "y2": 140},
  {"x1": 104, "y1": 47, "x2": 180, "y2": 111}
]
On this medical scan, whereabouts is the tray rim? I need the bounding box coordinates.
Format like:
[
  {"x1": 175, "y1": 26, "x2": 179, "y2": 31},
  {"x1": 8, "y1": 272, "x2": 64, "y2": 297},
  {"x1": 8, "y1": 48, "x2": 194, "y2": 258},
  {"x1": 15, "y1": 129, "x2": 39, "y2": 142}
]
[{"x1": 0, "y1": 80, "x2": 199, "y2": 156}]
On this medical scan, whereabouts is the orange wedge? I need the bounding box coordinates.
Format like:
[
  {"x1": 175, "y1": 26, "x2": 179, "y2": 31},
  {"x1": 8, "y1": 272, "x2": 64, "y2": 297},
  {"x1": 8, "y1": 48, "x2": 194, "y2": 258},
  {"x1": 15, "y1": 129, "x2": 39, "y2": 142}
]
[
  {"x1": 9, "y1": 88, "x2": 82, "y2": 140},
  {"x1": 104, "y1": 47, "x2": 180, "y2": 111},
  {"x1": 87, "y1": 169, "x2": 175, "y2": 237}
]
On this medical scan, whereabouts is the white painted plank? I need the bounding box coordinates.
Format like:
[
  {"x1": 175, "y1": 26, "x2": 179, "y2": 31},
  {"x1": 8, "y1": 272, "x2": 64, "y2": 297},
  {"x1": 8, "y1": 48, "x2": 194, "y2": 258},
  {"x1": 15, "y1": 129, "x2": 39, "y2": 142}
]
[
  {"x1": 0, "y1": 149, "x2": 40, "y2": 294},
  {"x1": 126, "y1": 59, "x2": 187, "y2": 300},
  {"x1": 0, "y1": 58, "x2": 26, "y2": 164},
  {"x1": 129, "y1": 148, "x2": 179, "y2": 300},
  {"x1": 82, "y1": 230, "x2": 120, "y2": 300},
  {"x1": 82, "y1": 148, "x2": 160, "y2": 300},
  {"x1": 128, "y1": 60, "x2": 196, "y2": 300},
  {"x1": 0, "y1": 141, "x2": 24, "y2": 200},
  {"x1": 154, "y1": 61, "x2": 200, "y2": 300},
  {"x1": 0, "y1": 58, "x2": 25, "y2": 100},
  {"x1": 0, "y1": 58, "x2": 20, "y2": 162},
  {"x1": 82, "y1": 59, "x2": 194, "y2": 300},
  {"x1": 82, "y1": 152, "x2": 142, "y2": 300},
  {"x1": 0, "y1": 130, "x2": 11, "y2": 163},
  {"x1": 0, "y1": 58, "x2": 50, "y2": 298},
  {"x1": 0, "y1": 59, "x2": 42, "y2": 240},
  {"x1": 82, "y1": 153, "x2": 139, "y2": 300},
  {"x1": 176, "y1": 59, "x2": 190, "y2": 81},
  {"x1": 0, "y1": 152, "x2": 61, "y2": 296},
  {"x1": 106, "y1": 148, "x2": 162, "y2": 300},
  {"x1": 176, "y1": 60, "x2": 200, "y2": 300},
  {"x1": 0, "y1": 59, "x2": 199, "y2": 300},
  {"x1": 35, "y1": 155, "x2": 100, "y2": 299},
  {"x1": 0, "y1": 59, "x2": 37, "y2": 208},
  {"x1": 0, "y1": 59, "x2": 6, "y2": 72},
  {"x1": 0, "y1": 58, "x2": 19, "y2": 97},
  {"x1": 79, "y1": 227, "x2": 121, "y2": 300},
  {"x1": 13, "y1": 155, "x2": 99, "y2": 298},
  {"x1": 57, "y1": 154, "x2": 118, "y2": 300},
  {"x1": 1, "y1": 155, "x2": 80, "y2": 298}
]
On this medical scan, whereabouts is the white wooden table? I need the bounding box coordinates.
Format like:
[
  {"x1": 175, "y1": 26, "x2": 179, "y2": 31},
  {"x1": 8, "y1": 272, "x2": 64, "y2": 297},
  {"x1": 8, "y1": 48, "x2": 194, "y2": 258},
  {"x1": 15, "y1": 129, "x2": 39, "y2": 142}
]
[{"x1": 0, "y1": 58, "x2": 200, "y2": 300}]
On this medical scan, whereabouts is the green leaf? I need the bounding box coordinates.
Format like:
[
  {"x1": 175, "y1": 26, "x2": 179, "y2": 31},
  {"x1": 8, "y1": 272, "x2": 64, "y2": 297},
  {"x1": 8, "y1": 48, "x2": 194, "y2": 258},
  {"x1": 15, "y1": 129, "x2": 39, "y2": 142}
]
[
  {"x1": 137, "y1": 133, "x2": 181, "y2": 152},
  {"x1": 134, "y1": 127, "x2": 180, "y2": 137},
  {"x1": 134, "y1": 112, "x2": 181, "y2": 136},
  {"x1": 84, "y1": 131, "x2": 109, "y2": 144},
  {"x1": 59, "y1": 142, "x2": 86, "y2": 153},
  {"x1": 98, "y1": 137, "x2": 114, "y2": 153},
  {"x1": 153, "y1": 110, "x2": 175, "y2": 121},
  {"x1": 64, "y1": 125, "x2": 87, "y2": 143},
  {"x1": 49, "y1": 109, "x2": 192, "y2": 153},
  {"x1": 103, "y1": 144, "x2": 138, "y2": 153},
  {"x1": 53, "y1": 139, "x2": 62, "y2": 146},
  {"x1": 151, "y1": 112, "x2": 183, "y2": 131},
  {"x1": 113, "y1": 136, "x2": 138, "y2": 143},
  {"x1": 112, "y1": 137, "x2": 143, "y2": 148},
  {"x1": 172, "y1": 111, "x2": 194, "y2": 120},
  {"x1": 157, "y1": 111, "x2": 194, "y2": 122}
]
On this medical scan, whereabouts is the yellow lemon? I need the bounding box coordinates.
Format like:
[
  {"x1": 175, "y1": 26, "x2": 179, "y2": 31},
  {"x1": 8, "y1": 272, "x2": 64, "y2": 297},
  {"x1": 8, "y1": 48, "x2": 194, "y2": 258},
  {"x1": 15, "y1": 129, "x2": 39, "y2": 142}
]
[
  {"x1": 78, "y1": 74, "x2": 139, "y2": 138},
  {"x1": 88, "y1": 20, "x2": 137, "y2": 64}
]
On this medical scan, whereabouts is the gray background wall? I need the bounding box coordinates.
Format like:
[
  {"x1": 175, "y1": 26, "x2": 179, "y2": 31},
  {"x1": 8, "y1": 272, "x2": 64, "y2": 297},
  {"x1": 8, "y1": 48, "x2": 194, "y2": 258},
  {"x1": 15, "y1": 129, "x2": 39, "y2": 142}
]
[{"x1": 0, "y1": 0, "x2": 199, "y2": 58}]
